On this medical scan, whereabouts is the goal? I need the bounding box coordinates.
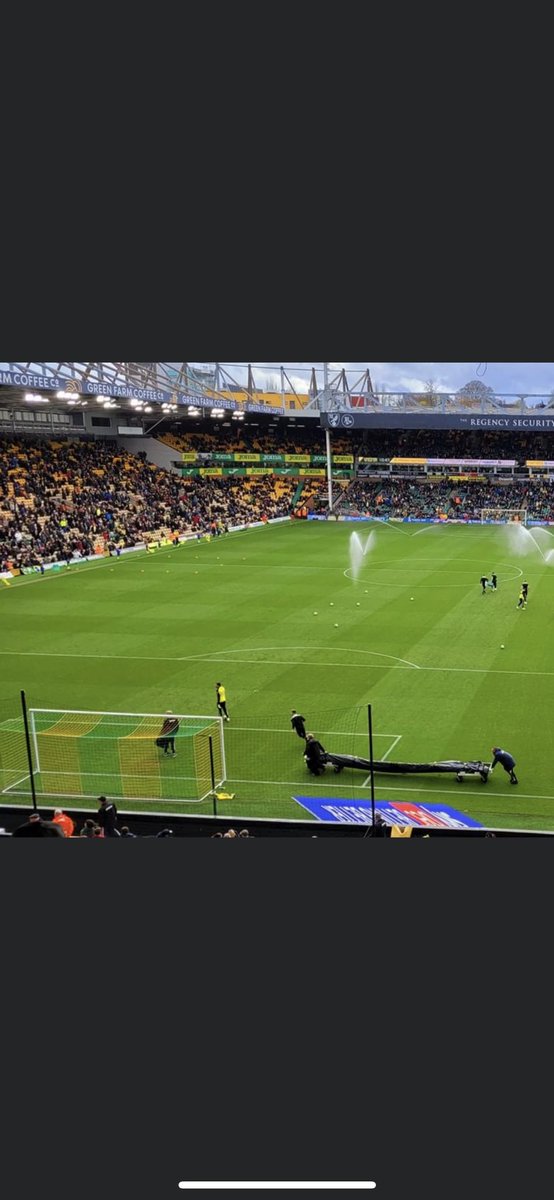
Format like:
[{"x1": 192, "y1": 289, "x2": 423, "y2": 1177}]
[
  {"x1": 480, "y1": 508, "x2": 528, "y2": 525},
  {"x1": 10, "y1": 709, "x2": 226, "y2": 806}
]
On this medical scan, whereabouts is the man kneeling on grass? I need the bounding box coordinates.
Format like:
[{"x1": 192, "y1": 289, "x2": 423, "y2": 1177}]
[
  {"x1": 304, "y1": 734, "x2": 328, "y2": 777},
  {"x1": 155, "y1": 711, "x2": 180, "y2": 756}
]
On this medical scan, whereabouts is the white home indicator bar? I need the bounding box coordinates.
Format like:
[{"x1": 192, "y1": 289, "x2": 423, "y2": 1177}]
[{"x1": 179, "y1": 1185, "x2": 377, "y2": 1191}]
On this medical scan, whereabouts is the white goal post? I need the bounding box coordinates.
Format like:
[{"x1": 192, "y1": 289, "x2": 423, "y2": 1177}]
[{"x1": 481, "y1": 508, "x2": 528, "y2": 526}]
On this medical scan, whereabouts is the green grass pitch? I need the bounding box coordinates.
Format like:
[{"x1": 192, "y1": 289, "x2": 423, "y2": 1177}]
[{"x1": 0, "y1": 520, "x2": 552, "y2": 830}]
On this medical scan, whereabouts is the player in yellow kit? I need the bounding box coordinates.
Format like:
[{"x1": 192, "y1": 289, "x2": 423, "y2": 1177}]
[{"x1": 216, "y1": 682, "x2": 230, "y2": 721}]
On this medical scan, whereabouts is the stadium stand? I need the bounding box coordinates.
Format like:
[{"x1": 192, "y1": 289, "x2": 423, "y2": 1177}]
[
  {"x1": 5, "y1": 426, "x2": 554, "y2": 573},
  {"x1": 338, "y1": 479, "x2": 554, "y2": 521},
  {"x1": 0, "y1": 437, "x2": 298, "y2": 571},
  {"x1": 159, "y1": 429, "x2": 360, "y2": 455}
]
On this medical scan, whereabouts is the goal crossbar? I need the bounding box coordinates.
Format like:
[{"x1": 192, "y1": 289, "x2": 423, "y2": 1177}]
[{"x1": 30, "y1": 708, "x2": 221, "y2": 719}]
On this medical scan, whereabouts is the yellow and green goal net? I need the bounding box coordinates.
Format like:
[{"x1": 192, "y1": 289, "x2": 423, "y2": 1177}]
[{"x1": 0, "y1": 708, "x2": 226, "y2": 808}]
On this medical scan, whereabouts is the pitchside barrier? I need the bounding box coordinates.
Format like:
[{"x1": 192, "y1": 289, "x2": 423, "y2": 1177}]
[{"x1": 309, "y1": 514, "x2": 541, "y2": 526}]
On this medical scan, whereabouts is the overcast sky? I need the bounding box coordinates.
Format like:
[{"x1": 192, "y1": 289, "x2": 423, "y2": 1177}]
[{"x1": 214, "y1": 363, "x2": 554, "y2": 397}]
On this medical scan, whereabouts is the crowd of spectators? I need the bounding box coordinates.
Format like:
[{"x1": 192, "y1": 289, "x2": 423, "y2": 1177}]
[
  {"x1": 0, "y1": 437, "x2": 297, "y2": 571},
  {"x1": 5, "y1": 429, "x2": 554, "y2": 573},
  {"x1": 341, "y1": 478, "x2": 554, "y2": 521},
  {"x1": 4, "y1": 805, "x2": 253, "y2": 838},
  {"x1": 163, "y1": 426, "x2": 554, "y2": 463},
  {"x1": 161, "y1": 428, "x2": 361, "y2": 456},
  {"x1": 350, "y1": 428, "x2": 554, "y2": 463},
  {"x1": 7, "y1": 803, "x2": 175, "y2": 838}
]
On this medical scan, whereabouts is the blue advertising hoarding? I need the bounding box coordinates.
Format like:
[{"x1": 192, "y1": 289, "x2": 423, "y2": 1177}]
[{"x1": 295, "y1": 797, "x2": 483, "y2": 828}]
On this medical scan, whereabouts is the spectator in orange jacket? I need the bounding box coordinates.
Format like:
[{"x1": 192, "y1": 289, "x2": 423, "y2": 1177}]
[{"x1": 53, "y1": 808, "x2": 75, "y2": 838}]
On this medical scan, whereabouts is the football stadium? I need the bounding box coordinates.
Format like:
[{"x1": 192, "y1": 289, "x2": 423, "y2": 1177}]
[{"x1": 2, "y1": 361, "x2": 554, "y2": 837}]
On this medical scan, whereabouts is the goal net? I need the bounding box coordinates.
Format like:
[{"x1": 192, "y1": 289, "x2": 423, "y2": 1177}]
[
  {"x1": 481, "y1": 508, "x2": 528, "y2": 525},
  {"x1": 4, "y1": 709, "x2": 226, "y2": 807},
  {"x1": 0, "y1": 697, "x2": 29, "y2": 798}
]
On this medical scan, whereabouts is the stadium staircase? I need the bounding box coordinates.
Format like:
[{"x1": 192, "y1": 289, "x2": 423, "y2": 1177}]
[
  {"x1": 119, "y1": 436, "x2": 180, "y2": 475},
  {"x1": 291, "y1": 481, "x2": 305, "y2": 507},
  {"x1": 329, "y1": 478, "x2": 355, "y2": 513}
]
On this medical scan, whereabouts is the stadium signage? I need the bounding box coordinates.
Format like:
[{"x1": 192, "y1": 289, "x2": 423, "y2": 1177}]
[
  {"x1": 197, "y1": 452, "x2": 353, "y2": 466},
  {"x1": 390, "y1": 457, "x2": 427, "y2": 466},
  {"x1": 181, "y1": 467, "x2": 337, "y2": 479},
  {"x1": 426, "y1": 458, "x2": 517, "y2": 467},
  {"x1": 322, "y1": 412, "x2": 554, "y2": 432},
  {"x1": 0, "y1": 370, "x2": 282, "y2": 415},
  {"x1": 294, "y1": 797, "x2": 483, "y2": 828},
  {"x1": 19, "y1": 553, "x2": 105, "y2": 574},
  {"x1": 448, "y1": 475, "x2": 487, "y2": 483},
  {"x1": 0, "y1": 369, "x2": 168, "y2": 402},
  {"x1": 391, "y1": 457, "x2": 517, "y2": 468}
]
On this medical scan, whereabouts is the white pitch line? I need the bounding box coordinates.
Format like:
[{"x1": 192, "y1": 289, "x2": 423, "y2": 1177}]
[
  {"x1": 180, "y1": 657, "x2": 554, "y2": 679},
  {"x1": 0, "y1": 647, "x2": 421, "y2": 670},
  {"x1": 1, "y1": 772, "x2": 31, "y2": 794},
  {"x1": 381, "y1": 729, "x2": 402, "y2": 758},
  {"x1": 182, "y1": 645, "x2": 421, "y2": 669},
  {"x1": 0, "y1": 554, "x2": 145, "y2": 591},
  {"x1": 359, "y1": 781, "x2": 554, "y2": 804},
  {"x1": 4, "y1": 779, "x2": 553, "y2": 806},
  {"x1": 0, "y1": 649, "x2": 180, "y2": 663},
  {"x1": 0, "y1": 640, "x2": 250, "y2": 665},
  {"x1": 182, "y1": 657, "x2": 419, "y2": 669},
  {"x1": 4, "y1": 766, "x2": 552, "y2": 808},
  {"x1": 3, "y1": 789, "x2": 213, "y2": 805},
  {"x1": 3, "y1": 645, "x2": 554, "y2": 679},
  {"x1": 382, "y1": 734, "x2": 402, "y2": 760},
  {"x1": 225, "y1": 777, "x2": 554, "y2": 804},
  {"x1": 229, "y1": 727, "x2": 398, "y2": 737},
  {"x1": 361, "y1": 735, "x2": 403, "y2": 786}
]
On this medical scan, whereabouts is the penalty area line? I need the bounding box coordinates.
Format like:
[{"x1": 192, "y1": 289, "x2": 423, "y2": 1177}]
[
  {"x1": 362, "y1": 735, "x2": 403, "y2": 786},
  {"x1": 225, "y1": 777, "x2": 554, "y2": 804}
]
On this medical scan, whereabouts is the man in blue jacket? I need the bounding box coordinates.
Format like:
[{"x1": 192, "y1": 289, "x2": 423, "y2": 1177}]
[{"x1": 490, "y1": 747, "x2": 518, "y2": 785}]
